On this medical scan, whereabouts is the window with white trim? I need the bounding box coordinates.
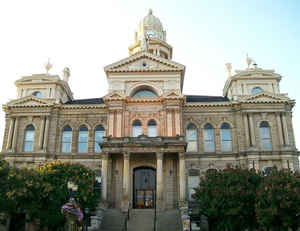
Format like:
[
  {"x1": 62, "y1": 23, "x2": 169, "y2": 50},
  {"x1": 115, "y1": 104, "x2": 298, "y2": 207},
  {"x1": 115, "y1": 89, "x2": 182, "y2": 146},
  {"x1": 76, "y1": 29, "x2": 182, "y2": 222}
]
[
  {"x1": 221, "y1": 123, "x2": 232, "y2": 152},
  {"x1": 24, "y1": 124, "x2": 35, "y2": 152},
  {"x1": 94, "y1": 125, "x2": 105, "y2": 152},
  {"x1": 204, "y1": 124, "x2": 215, "y2": 152},
  {"x1": 78, "y1": 125, "x2": 88, "y2": 153}
]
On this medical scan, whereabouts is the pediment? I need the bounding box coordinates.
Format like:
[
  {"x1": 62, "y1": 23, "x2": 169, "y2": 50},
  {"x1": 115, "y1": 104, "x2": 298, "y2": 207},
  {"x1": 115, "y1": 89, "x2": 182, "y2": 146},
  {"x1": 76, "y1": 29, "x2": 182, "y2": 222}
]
[
  {"x1": 6, "y1": 96, "x2": 53, "y2": 107},
  {"x1": 164, "y1": 91, "x2": 182, "y2": 98},
  {"x1": 241, "y1": 92, "x2": 289, "y2": 102},
  {"x1": 103, "y1": 91, "x2": 125, "y2": 100},
  {"x1": 104, "y1": 52, "x2": 185, "y2": 73}
]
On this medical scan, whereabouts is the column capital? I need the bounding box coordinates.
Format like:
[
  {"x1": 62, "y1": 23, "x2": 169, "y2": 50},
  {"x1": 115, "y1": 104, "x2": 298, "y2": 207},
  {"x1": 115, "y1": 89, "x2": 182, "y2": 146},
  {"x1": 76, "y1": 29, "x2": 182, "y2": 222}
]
[
  {"x1": 101, "y1": 152, "x2": 109, "y2": 160},
  {"x1": 156, "y1": 152, "x2": 164, "y2": 160},
  {"x1": 123, "y1": 152, "x2": 130, "y2": 160},
  {"x1": 179, "y1": 152, "x2": 185, "y2": 160}
]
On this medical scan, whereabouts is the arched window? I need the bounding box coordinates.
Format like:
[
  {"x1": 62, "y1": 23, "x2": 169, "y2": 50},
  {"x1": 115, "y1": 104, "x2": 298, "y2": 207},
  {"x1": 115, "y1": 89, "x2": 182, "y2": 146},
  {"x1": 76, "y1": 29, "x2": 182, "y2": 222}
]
[
  {"x1": 147, "y1": 120, "x2": 157, "y2": 137},
  {"x1": 32, "y1": 91, "x2": 42, "y2": 98},
  {"x1": 260, "y1": 121, "x2": 272, "y2": 150},
  {"x1": 132, "y1": 120, "x2": 143, "y2": 137},
  {"x1": 24, "y1": 124, "x2": 35, "y2": 152},
  {"x1": 78, "y1": 125, "x2": 88, "y2": 153},
  {"x1": 221, "y1": 123, "x2": 232, "y2": 152},
  {"x1": 186, "y1": 123, "x2": 198, "y2": 152},
  {"x1": 94, "y1": 125, "x2": 105, "y2": 152},
  {"x1": 62, "y1": 125, "x2": 72, "y2": 153},
  {"x1": 251, "y1": 87, "x2": 262, "y2": 94},
  {"x1": 132, "y1": 89, "x2": 157, "y2": 98},
  {"x1": 203, "y1": 124, "x2": 215, "y2": 152}
]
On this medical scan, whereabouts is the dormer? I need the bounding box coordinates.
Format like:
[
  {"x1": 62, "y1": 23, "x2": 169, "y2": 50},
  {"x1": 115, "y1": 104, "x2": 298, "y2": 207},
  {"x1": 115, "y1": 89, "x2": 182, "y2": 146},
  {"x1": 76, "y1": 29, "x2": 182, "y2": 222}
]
[
  {"x1": 15, "y1": 73, "x2": 73, "y2": 103},
  {"x1": 223, "y1": 64, "x2": 282, "y2": 101}
]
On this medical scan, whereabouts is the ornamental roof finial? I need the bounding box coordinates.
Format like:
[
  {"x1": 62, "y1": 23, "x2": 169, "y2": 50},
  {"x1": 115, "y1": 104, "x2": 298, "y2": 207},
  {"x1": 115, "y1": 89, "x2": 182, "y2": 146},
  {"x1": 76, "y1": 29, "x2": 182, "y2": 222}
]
[
  {"x1": 45, "y1": 58, "x2": 53, "y2": 74},
  {"x1": 225, "y1": 63, "x2": 232, "y2": 76}
]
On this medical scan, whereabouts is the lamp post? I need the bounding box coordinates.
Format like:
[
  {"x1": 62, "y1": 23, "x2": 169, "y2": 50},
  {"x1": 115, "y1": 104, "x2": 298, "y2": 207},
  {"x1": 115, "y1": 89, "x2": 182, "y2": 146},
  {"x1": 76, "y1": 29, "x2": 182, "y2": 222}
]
[
  {"x1": 67, "y1": 181, "x2": 78, "y2": 199},
  {"x1": 188, "y1": 208, "x2": 192, "y2": 231},
  {"x1": 84, "y1": 208, "x2": 89, "y2": 231}
]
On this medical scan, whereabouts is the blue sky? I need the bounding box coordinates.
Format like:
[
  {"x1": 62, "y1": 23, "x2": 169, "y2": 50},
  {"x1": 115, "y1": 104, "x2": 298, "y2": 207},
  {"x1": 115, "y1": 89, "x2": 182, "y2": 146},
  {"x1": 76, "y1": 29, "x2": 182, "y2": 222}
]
[{"x1": 0, "y1": 0, "x2": 299, "y2": 149}]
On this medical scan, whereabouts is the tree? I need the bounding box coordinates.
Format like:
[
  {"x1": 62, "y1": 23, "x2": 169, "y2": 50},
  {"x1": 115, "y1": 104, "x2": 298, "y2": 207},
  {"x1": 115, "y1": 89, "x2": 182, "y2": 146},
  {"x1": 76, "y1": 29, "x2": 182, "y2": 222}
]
[
  {"x1": 36, "y1": 161, "x2": 99, "y2": 230},
  {"x1": 255, "y1": 169, "x2": 300, "y2": 231},
  {"x1": 193, "y1": 168, "x2": 262, "y2": 231},
  {"x1": 0, "y1": 160, "x2": 99, "y2": 230}
]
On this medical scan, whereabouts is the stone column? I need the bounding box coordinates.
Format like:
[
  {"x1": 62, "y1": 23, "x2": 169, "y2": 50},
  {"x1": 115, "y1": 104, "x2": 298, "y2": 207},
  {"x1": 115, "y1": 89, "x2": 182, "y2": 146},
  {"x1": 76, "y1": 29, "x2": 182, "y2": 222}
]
[
  {"x1": 167, "y1": 110, "x2": 173, "y2": 136},
  {"x1": 39, "y1": 117, "x2": 46, "y2": 150},
  {"x1": 276, "y1": 113, "x2": 284, "y2": 146},
  {"x1": 122, "y1": 152, "x2": 130, "y2": 212},
  {"x1": 101, "y1": 152, "x2": 109, "y2": 201},
  {"x1": 249, "y1": 114, "x2": 256, "y2": 146},
  {"x1": 43, "y1": 117, "x2": 50, "y2": 151},
  {"x1": 12, "y1": 118, "x2": 19, "y2": 152},
  {"x1": 6, "y1": 117, "x2": 15, "y2": 150},
  {"x1": 282, "y1": 113, "x2": 289, "y2": 145},
  {"x1": 243, "y1": 113, "x2": 250, "y2": 147},
  {"x1": 179, "y1": 152, "x2": 186, "y2": 207},
  {"x1": 156, "y1": 152, "x2": 164, "y2": 210}
]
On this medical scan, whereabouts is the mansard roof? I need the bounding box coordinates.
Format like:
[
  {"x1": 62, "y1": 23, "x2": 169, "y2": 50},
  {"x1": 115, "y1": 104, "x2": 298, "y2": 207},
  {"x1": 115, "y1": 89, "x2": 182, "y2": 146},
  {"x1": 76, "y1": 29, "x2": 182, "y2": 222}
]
[
  {"x1": 65, "y1": 98, "x2": 104, "y2": 104},
  {"x1": 185, "y1": 95, "x2": 229, "y2": 102}
]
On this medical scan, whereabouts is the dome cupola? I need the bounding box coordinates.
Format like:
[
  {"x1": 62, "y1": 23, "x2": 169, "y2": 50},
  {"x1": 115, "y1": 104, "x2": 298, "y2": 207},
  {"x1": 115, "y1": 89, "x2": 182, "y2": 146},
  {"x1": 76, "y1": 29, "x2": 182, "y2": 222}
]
[
  {"x1": 137, "y1": 9, "x2": 165, "y2": 41},
  {"x1": 129, "y1": 9, "x2": 172, "y2": 59}
]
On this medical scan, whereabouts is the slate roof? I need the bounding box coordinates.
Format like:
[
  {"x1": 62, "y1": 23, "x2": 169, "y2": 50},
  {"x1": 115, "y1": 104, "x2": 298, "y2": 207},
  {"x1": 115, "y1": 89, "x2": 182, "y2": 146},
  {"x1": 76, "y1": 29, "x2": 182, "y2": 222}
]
[
  {"x1": 65, "y1": 98, "x2": 104, "y2": 104},
  {"x1": 65, "y1": 95, "x2": 229, "y2": 104},
  {"x1": 185, "y1": 95, "x2": 229, "y2": 102}
]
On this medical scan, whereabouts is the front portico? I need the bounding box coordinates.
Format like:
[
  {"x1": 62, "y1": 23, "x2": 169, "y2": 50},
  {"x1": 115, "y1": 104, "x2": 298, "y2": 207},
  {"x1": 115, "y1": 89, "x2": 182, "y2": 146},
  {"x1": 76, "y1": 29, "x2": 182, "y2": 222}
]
[{"x1": 100, "y1": 135, "x2": 186, "y2": 211}]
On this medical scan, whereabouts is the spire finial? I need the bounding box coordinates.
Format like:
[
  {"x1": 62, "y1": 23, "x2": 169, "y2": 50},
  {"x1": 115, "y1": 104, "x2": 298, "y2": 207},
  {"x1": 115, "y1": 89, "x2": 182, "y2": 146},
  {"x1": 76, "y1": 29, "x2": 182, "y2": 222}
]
[
  {"x1": 148, "y1": 9, "x2": 153, "y2": 15},
  {"x1": 246, "y1": 53, "x2": 252, "y2": 69},
  {"x1": 45, "y1": 58, "x2": 53, "y2": 74},
  {"x1": 225, "y1": 63, "x2": 232, "y2": 76},
  {"x1": 63, "y1": 67, "x2": 71, "y2": 82}
]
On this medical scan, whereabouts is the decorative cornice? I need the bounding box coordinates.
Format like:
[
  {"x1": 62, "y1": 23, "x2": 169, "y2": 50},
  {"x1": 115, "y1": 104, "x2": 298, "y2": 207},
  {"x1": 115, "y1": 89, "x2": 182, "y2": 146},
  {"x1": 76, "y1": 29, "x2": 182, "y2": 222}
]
[{"x1": 104, "y1": 51, "x2": 185, "y2": 73}]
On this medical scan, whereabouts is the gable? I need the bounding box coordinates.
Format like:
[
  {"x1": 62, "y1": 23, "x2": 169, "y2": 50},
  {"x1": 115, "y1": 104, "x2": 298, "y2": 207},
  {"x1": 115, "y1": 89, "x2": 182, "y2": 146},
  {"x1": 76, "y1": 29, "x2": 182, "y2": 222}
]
[
  {"x1": 241, "y1": 92, "x2": 290, "y2": 103},
  {"x1": 104, "y1": 52, "x2": 185, "y2": 73},
  {"x1": 6, "y1": 96, "x2": 54, "y2": 107}
]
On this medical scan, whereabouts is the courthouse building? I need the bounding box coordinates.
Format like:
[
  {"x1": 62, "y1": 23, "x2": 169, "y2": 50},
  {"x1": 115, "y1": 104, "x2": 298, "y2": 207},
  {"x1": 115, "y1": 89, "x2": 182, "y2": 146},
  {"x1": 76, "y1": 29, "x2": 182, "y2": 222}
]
[{"x1": 1, "y1": 10, "x2": 299, "y2": 211}]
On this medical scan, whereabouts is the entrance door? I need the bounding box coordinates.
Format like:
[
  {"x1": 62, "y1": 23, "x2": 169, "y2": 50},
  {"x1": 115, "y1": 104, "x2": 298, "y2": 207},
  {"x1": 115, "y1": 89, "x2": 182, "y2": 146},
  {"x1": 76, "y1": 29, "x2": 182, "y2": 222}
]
[{"x1": 133, "y1": 167, "x2": 156, "y2": 209}]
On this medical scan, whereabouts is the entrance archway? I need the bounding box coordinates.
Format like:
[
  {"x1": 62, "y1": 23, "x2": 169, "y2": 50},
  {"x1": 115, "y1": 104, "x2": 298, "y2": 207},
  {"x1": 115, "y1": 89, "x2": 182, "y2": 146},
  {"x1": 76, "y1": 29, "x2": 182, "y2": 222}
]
[{"x1": 133, "y1": 166, "x2": 156, "y2": 209}]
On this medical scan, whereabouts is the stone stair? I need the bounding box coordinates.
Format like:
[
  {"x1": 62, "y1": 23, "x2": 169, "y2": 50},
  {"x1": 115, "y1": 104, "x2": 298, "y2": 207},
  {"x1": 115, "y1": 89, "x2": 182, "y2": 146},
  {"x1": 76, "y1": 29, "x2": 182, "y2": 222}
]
[
  {"x1": 127, "y1": 209, "x2": 154, "y2": 231},
  {"x1": 157, "y1": 209, "x2": 181, "y2": 231},
  {"x1": 99, "y1": 209, "x2": 125, "y2": 231}
]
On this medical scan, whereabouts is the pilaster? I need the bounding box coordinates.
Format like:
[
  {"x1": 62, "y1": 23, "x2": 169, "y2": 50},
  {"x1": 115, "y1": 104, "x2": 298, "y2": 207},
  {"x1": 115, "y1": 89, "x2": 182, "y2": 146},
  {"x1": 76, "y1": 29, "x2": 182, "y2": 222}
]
[
  {"x1": 179, "y1": 152, "x2": 186, "y2": 206},
  {"x1": 122, "y1": 152, "x2": 130, "y2": 212},
  {"x1": 156, "y1": 152, "x2": 164, "y2": 210},
  {"x1": 101, "y1": 153, "x2": 109, "y2": 202}
]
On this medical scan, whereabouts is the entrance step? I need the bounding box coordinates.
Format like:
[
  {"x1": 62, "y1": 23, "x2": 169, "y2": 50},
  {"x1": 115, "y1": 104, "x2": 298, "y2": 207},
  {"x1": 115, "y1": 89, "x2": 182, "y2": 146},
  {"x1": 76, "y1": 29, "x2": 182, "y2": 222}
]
[
  {"x1": 157, "y1": 209, "x2": 181, "y2": 231},
  {"x1": 128, "y1": 209, "x2": 154, "y2": 231},
  {"x1": 99, "y1": 209, "x2": 125, "y2": 231}
]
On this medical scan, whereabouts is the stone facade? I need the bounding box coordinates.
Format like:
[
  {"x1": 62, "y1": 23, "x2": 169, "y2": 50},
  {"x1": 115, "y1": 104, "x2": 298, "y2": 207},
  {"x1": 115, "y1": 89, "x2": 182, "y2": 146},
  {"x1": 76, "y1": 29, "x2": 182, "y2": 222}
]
[{"x1": 1, "y1": 10, "x2": 299, "y2": 211}]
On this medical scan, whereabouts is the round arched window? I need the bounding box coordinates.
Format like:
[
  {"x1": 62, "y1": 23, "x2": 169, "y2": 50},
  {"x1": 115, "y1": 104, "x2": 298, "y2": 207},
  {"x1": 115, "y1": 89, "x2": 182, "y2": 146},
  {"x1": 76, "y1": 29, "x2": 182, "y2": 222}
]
[
  {"x1": 251, "y1": 87, "x2": 262, "y2": 94},
  {"x1": 132, "y1": 89, "x2": 157, "y2": 98},
  {"x1": 32, "y1": 91, "x2": 42, "y2": 98}
]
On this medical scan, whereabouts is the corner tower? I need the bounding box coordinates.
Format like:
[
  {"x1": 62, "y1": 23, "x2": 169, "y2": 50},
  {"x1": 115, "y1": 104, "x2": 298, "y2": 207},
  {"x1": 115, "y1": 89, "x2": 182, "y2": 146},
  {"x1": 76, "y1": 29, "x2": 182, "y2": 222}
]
[{"x1": 129, "y1": 9, "x2": 173, "y2": 59}]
